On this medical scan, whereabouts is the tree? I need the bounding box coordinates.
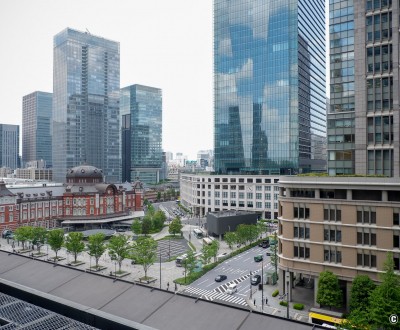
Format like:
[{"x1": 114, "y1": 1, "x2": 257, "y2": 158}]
[
  {"x1": 14, "y1": 226, "x2": 33, "y2": 250},
  {"x1": 270, "y1": 232, "x2": 279, "y2": 276},
  {"x1": 131, "y1": 219, "x2": 142, "y2": 236},
  {"x1": 248, "y1": 224, "x2": 259, "y2": 243},
  {"x1": 236, "y1": 224, "x2": 249, "y2": 245},
  {"x1": 182, "y1": 250, "x2": 197, "y2": 283},
  {"x1": 224, "y1": 231, "x2": 237, "y2": 249},
  {"x1": 31, "y1": 227, "x2": 47, "y2": 253},
  {"x1": 142, "y1": 216, "x2": 152, "y2": 236},
  {"x1": 131, "y1": 237, "x2": 157, "y2": 279},
  {"x1": 108, "y1": 235, "x2": 132, "y2": 273},
  {"x1": 349, "y1": 275, "x2": 376, "y2": 312},
  {"x1": 87, "y1": 233, "x2": 107, "y2": 270},
  {"x1": 316, "y1": 270, "x2": 342, "y2": 309},
  {"x1": 64, "y1": 232, "x2": 85, "y2": 263},
  {"x1": 209, "y1": 239, "x2": 220, "y2": 262},
  {"x1": 153, "y1": 210, "x2": 166, "y2": 231},
  {"x1": 169, "y1": 217, "x2": 182, "y2": 236},
  {"x1": 47, "y1": 229, "x2": 64, "y2": 261},
  {"x1": 156, "y1": 191, "x2": 161, "y2": 201},
  {"x1": 368, "y1": 252, "x2": 400, "y2": 329}
]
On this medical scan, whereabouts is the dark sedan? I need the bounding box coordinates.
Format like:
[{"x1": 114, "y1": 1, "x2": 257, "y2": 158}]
[
  {"x1": 251, "y1": 275, "x2": 261, "y2": 285},
  {"x1": 215, "y1": 275, "x2": 227, "y2": 282}
]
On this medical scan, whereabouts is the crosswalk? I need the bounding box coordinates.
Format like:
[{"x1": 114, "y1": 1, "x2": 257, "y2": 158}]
[{"x1": 183, "y1": 286, "x2": 248, "y2": 306}]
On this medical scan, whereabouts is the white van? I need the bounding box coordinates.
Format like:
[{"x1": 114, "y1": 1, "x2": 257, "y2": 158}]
[{"x1": 226, "y1": 283, "x2": 237, "y2": 295}]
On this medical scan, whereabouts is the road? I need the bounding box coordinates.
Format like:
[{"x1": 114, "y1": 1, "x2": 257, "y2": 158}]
[{"x1": 183, "y1": 245, "x2": 275, "y2": 307}]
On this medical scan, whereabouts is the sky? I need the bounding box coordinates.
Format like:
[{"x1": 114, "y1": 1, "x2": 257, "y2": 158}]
[{"x1": 0, "y1": 0, "x2": 213, "y2": 160}]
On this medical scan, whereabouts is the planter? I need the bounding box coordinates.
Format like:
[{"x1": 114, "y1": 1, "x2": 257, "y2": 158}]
[
  {"x1": 68, "y1": 261, "x2": 85, "y2": 267},
  {"x1": 109, "y1": 271, "x2": 130, "y2": 278},
  {"x1": 86, "y1": 265, "x2": 107, "y2": 272},
  {"x1": 136, "y1": 277, "x2": 157, "y2": 284}
]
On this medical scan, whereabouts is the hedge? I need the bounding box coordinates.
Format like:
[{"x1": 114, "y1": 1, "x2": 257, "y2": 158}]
[
  {"x1": 293, "y1": 303, "x2": 304, "y2": 310},
  {"x1": 271, "y1": 289, "x2": 279, "y2": 297},
  {"x1": 279, "y1": 301, "x2": 288, "y2": 307}
]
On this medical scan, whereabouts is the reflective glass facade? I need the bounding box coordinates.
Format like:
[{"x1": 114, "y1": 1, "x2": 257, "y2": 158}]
[
  {"x1": 214, "y1": 0, "x2": 326, "y2": 175},
  {"x1": 120, "y1": 85, "x2": 162, "y2": 184},
  {"x1": 0, "y1": 124, "x2": 19, "y2": 169},
  {"x1": 22, "y1": 91, "x2": 52, "y2": 167},
  {"x1": 328, "y1": 0, "x2": 399, "y2": 177},
  {"x1": 53, "y1": 28, "x2": 120, "y2": 182}
]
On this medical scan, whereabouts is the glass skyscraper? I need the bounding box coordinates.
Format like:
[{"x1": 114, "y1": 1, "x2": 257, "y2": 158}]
[
  {"x1": 22, "y1": 91, "x2": 52, "y2": 168},
  {"x1": 120, "y1": 84, "x2": 162, "y2": 184},
  {"x1": 214, "y1": 0, "x2": 326, "y2": 175},
  {"x1": 0, "y1": 124, "x2": 19, "y2": 170},
  {"x1": 52, "y1": 28, "x2": 120, "y2": 182},
  {"x1": 328, "y1": 0, "x2": 398, "y2": 177}
]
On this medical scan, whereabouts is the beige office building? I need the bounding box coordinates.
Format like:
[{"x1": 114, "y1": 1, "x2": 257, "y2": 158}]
[{"x1": 278, "y1": 176, "x2": 400, "y2": 309}]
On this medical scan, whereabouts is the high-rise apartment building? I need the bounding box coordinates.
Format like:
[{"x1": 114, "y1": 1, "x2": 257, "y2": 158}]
[
  {"x1": 0, "y1": 124, "x2": 19, "y2": 169},
  {"x1": 328, "y1": 0, "x2": 398, "y2": 176},
  {"x1": 52, "y1": 28, "x2": 120, "y2": 183},
  {"x1": 214, "y1": 0, "x2": 326, "y2": 175},
  {"x1": 22, "y1": 91, "x2": 52, "y2": 168},
  {"x1": 120, "y1": 84, "x2": 162, "y2": 184}
]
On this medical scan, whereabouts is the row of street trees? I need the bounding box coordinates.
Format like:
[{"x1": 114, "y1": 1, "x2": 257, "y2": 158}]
[
  {"x1": 156, "y1": 188, "x2": 178, "y2": 202},
  {"x1": 316, "y1": 253, "x2": 400, "y2": 330},
  {"x1": 12, "y1": 226, "x2": 159, "y2": 279}
]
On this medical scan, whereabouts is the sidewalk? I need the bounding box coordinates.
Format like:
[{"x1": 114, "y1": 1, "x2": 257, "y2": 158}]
[{"x1": 246, "y1": 280, "x2": 312, "y2": 323}]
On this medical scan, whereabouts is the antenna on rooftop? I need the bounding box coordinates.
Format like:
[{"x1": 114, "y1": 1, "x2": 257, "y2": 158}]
[{"x1": 86, "y1": 28, "x2": 91, "y2": 35}]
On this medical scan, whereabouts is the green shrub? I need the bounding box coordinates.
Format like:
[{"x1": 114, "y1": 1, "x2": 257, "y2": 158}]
[
  {"x1": 279, "y1": 301, "x2": 288, "y2": 307},
  {"x1": 272, "y1": 289, "x2": 279, "y2": 297},
  {"x1": 293, "y1": 303, "x2": 304, "y2": 310}
]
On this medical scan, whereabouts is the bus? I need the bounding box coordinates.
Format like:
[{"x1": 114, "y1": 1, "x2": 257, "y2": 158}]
[
  {"x1": 175, "y1": 254, "x2": 187, "y2": 267},
  {"x1": 193, "y1": 228, "x2": 204, "y2": 239},
  {"x1": 309, "y1": 308, "x2": 344, "y2": 329}
]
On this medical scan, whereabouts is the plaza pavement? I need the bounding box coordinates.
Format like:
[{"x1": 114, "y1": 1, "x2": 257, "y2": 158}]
[{"x1": 0, "y1": 222, "x2": 314, "y2": 323}]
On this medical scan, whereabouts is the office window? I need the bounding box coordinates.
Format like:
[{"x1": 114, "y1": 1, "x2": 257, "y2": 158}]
[
  {"x1": 294, "y1": 224, "x2": 310, "y2": 239},
  {"x1": 324, "y1": 226, "x2": 342, "y2": 242},
  {"x1": 294, "y1": 205, "x2": 310, "y2": 219},
  {"x1": 357, "y1": 229, "x2": 377, "y2": 246},
  {"x1": 357, "y1": 208, "x2": 376, "y2": 224},
  {"x1": 324, "y1": 207, "x2": 342, "y2": 221},
  {"x1": 293, "y1": 243, "x2": 310, "y2": 259},
  {"x1": 256, "y1": 193, "x2": 262, "y2": 200},
  {"x1": 394, "y1": 232, "x2": 400, "y2": 248},
  {"x1": 394, "y1": 211, "x2": 399, "y2": 226},
  {"x1": 357, "y1": 251, "x2": 377, "y2": 268},
  {"x1": 324, "y1": 247, "x2": 342, "y2": 263}
]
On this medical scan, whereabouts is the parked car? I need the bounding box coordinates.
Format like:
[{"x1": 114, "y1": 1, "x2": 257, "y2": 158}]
[
  {"x1": 1, "y1": 229, "x2": 13, "y2": 239},
  {"x1": 258, "y1": 240, "x2": 269, "y2": 247},
  {"x1": 226, "y1": 283, "x2": 237, "y2": 294},
  {"x1": 254, "y1": 254, "x2": 263, "y2": 262},
  {"x1": 266, "y1": 249, "x2": 272, "y2": 256},
  {"x1": 215, "y1": 275, "x2": 227, "y2": 282},
  {"x1": 251, "y1": 275, "x2": 261, "y2": 285}
]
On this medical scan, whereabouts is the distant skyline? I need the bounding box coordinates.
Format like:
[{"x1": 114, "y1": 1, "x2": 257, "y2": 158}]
[{"x1": 0, "y1": 0, "x2": 213, "y2": 160}]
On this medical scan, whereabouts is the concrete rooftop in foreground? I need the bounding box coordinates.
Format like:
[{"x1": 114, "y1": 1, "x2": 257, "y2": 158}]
[{"x1": 0, "y1": 251, "x2": 323, "y2": 330}]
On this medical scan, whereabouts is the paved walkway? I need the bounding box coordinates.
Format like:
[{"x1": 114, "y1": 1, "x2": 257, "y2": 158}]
[{"x1": 0, "y1": 225, "x2": 315, "y2": 323}]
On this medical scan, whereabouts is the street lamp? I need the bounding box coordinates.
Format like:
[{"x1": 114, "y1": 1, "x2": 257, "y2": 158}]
[
  {"x1": 114, "y1": 259, "x2": 117, "y2": 282},
  {"x1": 249, "y1": 271, "x2": 253, "y2": 299},
  {"x1": 159, "y1": 248, "x2": 162, "y2": 289},
  {"x1": 261, "y1": 258, "x2": 264, "y2": 311}
]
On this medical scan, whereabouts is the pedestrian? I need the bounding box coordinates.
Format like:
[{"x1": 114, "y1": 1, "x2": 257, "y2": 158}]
[
  {"x1": 175, "y1": 283, "x2": 178, "y2": 291},
  {"x1": 253, "y1": 298, "x2": 256, "y2": 306},
  {"x1": 167, "y1": 282, "x2": 170, "y2": 290},
  {"x1": 266, "y1": 298, "x2": 268, "y2": 305}
]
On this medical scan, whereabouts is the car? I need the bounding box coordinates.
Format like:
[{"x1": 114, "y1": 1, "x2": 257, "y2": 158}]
[
  {"x1": 266, "y1": 249, "x2": 272, "y2": 256},
  {"x1": 1, "y1": 229, "x2": 13, "y2": 239},
  {"x1": 215, "y1": 275, "x2": 227, "y2": 282},
  {"x1": 258, "y1": 240, "x2": 269, "y2": 247},
  {"x1": 226, "y1": 283, "x2": 237, "y2": 294},
  {"x1": 251, "y1": 275, "x2": 261, "y2": 285},
  {"x1": 254, "y1": 254, "x2": 263, "y2": 262},
  {"x1": 116, "y1": 228, "x2": 126, "y2": 232}
]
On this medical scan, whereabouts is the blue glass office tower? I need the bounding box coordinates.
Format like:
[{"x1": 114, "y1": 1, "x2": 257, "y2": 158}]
[
  {"x1": 214, "y1": 0, "x2": 326, "y2": 175},
  {"x1": 328, "y1": 0, "x2": 398, "y2": 177},
  {"x1": 0, "y1": 124, "x2": 19, "y2": 169},
  {"x1": 120, "y1": 85, "x2": 162, "y2": 184},
  {"x1": 22, "y1": 91, "x2": 52, "y2": 168},
  {"x1": 52, "y1": 28, "x2": 120, "y2": 182}
]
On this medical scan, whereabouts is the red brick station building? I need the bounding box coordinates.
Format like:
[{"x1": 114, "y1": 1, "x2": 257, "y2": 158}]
[{"x1": 0, "y1": 165, "x2": 144, "y2": 232}]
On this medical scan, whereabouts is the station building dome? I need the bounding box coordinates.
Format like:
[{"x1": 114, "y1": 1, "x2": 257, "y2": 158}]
[{"x1": 66, "y1": 165, "x2": 103, "y2": 184}]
